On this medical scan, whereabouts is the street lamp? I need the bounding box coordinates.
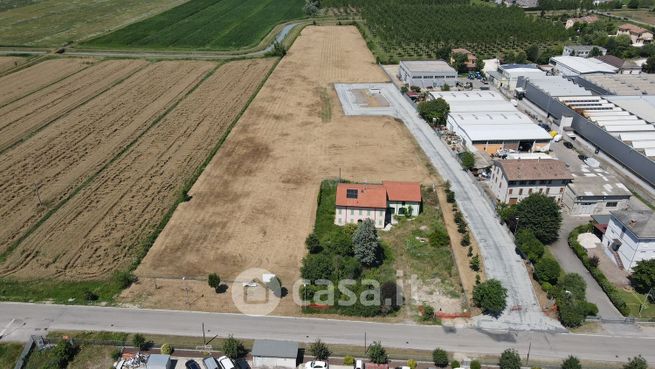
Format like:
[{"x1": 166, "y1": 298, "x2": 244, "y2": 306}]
[{"x1": 514, "y1": 216, "x2": 520, "y2": 234}]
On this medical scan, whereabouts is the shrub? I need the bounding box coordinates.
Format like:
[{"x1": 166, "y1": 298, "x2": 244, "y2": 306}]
[
  {"x1": 408, "y1": 359, "x2": 418, "y2": 369},
  {"x1": 470, "y1": 360, "x2": 481, "y2": 369},
  {"x1": 461, "y1": 232, "x2": 471, "y2": 247},
  {"x1": 301, "y1": 253, "x2": 335, "y2": 282},
  {"x1": 451, "y1": 360, "x2": 461, "y2": 368},
  {"x1": 515, "y1": 229, "x2": 545, "y2": 263},
  {"x1": 534, "y1": 257, "x2": 561, "y2": 285},
  {"x1": 422, "y1": 304, "x2": 435, "y2": 321},
  {"x1": 160, "y1": 343, "x2": 173, "y2": 355},
  {"x1": 83, "y1": 290, "x2": 99, "y2": 301},
  {"x1": 344, "y1": 356, "x2": 355, "y2": 365},
  {"x1": 309, "y1": 339, "x2": 331, "y2": 360},
  {"x1": 473, "y1": 279, "x2": 507, "y2": 317},
  {"x1": 558, "y1": 273, "x2": 586, "y2": 300},
  {"x1": 589, "y1": 255, "x2": 600, "y2": 268},
  {"x1": 113, "y1": 271, "x2": 136, "y2": 289},
  {"x1": 111, "y1": 349, "x2": 122, "y2": 361},
  {"x1": 432, "y1": 348, "x2": 449, "y2": 367},
  {"x1": 624, "y1": 356, "x2": 648, "y2": 369},
  {"x1": 208, "y1": 273, "x2": 221, "y2": 290},
  {"x1": 322, "y1": 229, "x2": 353, "y2": 256},
  {"x1": 557, "y1": 297, "x2": 586, "y2": 328},
  {"x1": 430, "y1": 228, "x2": 450, "y2": 248},
  {"x1": 306, "y1": 233, "x2": 322, "y2": 254},
  {"x1": 446, "y1": 189, "x2": 455, "y2": 203},
  {"x1": 132, "y1": 334, "x2": 147, "y2": 351},
  {"x1": 367, "y1": 341, "x2": 388, "y2": 364},
  {"x1": 223, "y1": 335, "x2": 247, "y2": 359},
  {"x1": 499, "y1": 349, "x2": 521, "y2": 369},
  {"x1": 470, "y1": 255, "x2": 480, "y2": 272},
  {"x1": 52, "y1": 339, "x2": 78, "y2": 369},
  {"x1": 561, "y1": 355, "x2": 581, "y2": 369},
  {"x1": 457, "y1": 222, "x2": 467, "y2": 234},
  {"x1": 459, "y1": 151, "x2": 475, "y2": 170}
]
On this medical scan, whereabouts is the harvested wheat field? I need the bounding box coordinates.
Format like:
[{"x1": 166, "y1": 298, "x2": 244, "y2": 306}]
[
  {"x1": 129, "y1": 26, "x2": 438, "y2": 314},
  {"x1": 0, "y1": 59, "x2": 275, "y2": 280},
  {"x1": 0, "y1": 61, "x2": 213, "y2": 256},
  {"x1": 0, "y1": 57, "x2": 23, "y2": 74},
  {"x1": 0, "y1": 59, "x2": 148, "y2": 152},
  {"x1": 0, "y1": 58, "x2": 91, "y2": 106}
]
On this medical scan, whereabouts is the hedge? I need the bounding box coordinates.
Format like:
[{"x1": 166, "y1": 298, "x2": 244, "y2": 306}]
[{"x1": 567, "y1": 224, "x2": 630, "y2": 316}]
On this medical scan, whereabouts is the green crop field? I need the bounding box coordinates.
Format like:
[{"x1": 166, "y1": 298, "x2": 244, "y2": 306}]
[
  {"x1": 325, "y1": 0, "x2": 568, "y2": 62},
  {"x1": 0, "y1": 0, "x2": 187, "y2": 47},
  {"x1": 84, "y1": 0, "x2": 305, "y2": 50}
]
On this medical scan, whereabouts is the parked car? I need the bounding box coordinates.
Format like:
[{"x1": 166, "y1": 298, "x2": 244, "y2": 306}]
[
  {"x1": 305, "y1": 361, "x2": 329, "y2": 369},
  {"x1": 355, "y1": 360, "x2": 364, "y2": 369},
  {"x1": 186, "y1": 360, "x2": 202, "y2": 369},
  {"x1": 563, "y1": 141, "x2": 573, "y2": 149},
  {"x1": 202, "y1": 358, "x2": 219, "y2": 369},
  {"x1": 217, "y1": 356, "x2": 236, "y2": 369}
]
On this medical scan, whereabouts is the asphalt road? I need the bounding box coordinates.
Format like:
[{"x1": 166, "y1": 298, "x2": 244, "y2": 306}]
[
  {"x1": 0, "y1": 303, "x2": 653, "y2": 364},
  {"x1": 336, "y1": 83, "x2": 561, "y2": 332}
]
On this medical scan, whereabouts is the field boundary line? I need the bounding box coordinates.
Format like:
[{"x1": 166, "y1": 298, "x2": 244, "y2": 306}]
[
  {"x1": 0, "y1": 61, "x2": 151, "y2": 156},
  {"x1": 0, "y1": 62, "x2": 220, "y2": 266},
  {"x1": 0, "y1": 58, "x2": 95, "y2": 110},
  {"x1": 0, "y1": 54, "x2": 48, "y2": 78},
  {"x1": 130, "y1": 57, "x2": 282, "y2": 275}
]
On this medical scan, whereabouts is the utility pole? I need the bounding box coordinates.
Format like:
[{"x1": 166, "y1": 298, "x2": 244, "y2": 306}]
[
  {"x1": 364, "y1": 331, "x2": 367, "y2": 354},
  {"x1": 182, "y1": 276, "x2": 190, "y2": 308}
]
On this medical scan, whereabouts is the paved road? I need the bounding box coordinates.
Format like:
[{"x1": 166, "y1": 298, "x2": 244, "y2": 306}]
[
  {"x1": 0, "y1": 303, "x2": 653, "y2": 363},
  {"x1": 336, "y1": 84, "x2": 561, "y2": 332}
]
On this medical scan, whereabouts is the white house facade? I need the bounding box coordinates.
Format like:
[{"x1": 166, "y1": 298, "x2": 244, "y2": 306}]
[{"x1": 602, "y1": 210, "x2": 655, "y2": 271}]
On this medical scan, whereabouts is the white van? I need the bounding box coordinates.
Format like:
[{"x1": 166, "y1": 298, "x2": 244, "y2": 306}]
[{"x1": 217, "y1": 356, "x2": 236, "y2": 369}]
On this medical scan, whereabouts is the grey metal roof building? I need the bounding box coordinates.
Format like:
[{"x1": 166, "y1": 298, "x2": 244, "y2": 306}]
[
  {"x1": 583, "y1": 74, "x2": 655, "y2": 96},
  {"x1": 252, "y1": 340, "x2": 298, "y2": 358},
  {"x1": 398, "y1": 60, "x2": 457, "y2": 88}
]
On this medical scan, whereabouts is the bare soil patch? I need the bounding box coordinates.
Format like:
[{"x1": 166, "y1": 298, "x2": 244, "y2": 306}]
[
  {"x1": 0, "y1": 59, "x2": 274, "y2": 280},
  {"x1": 0, "y1": 58, "x2": 91, "y2": 106},
  {"x1": 0, "y1": 59, "x2": 148, "y2": 152},
  {"x1": 129, "y1": 26, "x2": 440, "y2": 314},
  {"x1": 0, "y1": 57, "x2": 23, "y2": 74},
  {"x1": 0, "y1": 61, "x2": 213, "y2": 260}
]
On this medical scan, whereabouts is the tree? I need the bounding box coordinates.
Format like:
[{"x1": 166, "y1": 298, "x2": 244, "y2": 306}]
[
  {"x1": 526, "y1": 45, "x2": 540, "y2": 63},
  {"x1": 309, "y1": 339, "x2": 331, "y2": 360},
  {"x1": 432, "y1": 348, "x2": 449, "y2": 367},
  {"x1": 459, "y1": 151, "x2": 475, "y2": 170},
  {"x1": 304, "y1": 0, "x2": 320, "y2": 16},
  {"x1": 160, "y1": 343, "x2": 173, "y2": 355},
  {"x1": 630, "y1": 259, "x2": 655, "y2": 293},
  {"x1": 301, "y1": 253, "x2": 334, "y2": 281},
  {"x1": 559, "y1": 273, "x2": 587, "y2": 300},
  {"x1": 628, "y1": 0, "x2": 639, "y2": 8},
  {"x1": 499, "y1": 349, "x2": 521, "y2": 369},
  {"x1": 441, "y1": 83, "x2": 451, "y2": 91},
  {"x1": 590, "y1": 46, "x2": 603, "y2": 57},
  {"x1": 624, "y1": 356, "x2": 648, "y2": 369},
  {"x1": 417, "y1": 98, "x2": 450, "y2": 126},
  {"x1": 515, "y1": 229, "x2": 544, "y2": 263},
  {"x1": 472, "y1": 279, "x2": 508, "y2": 317},
  {"x1": 367, "y1": 341, "x2": 388, "y2": 364},
  {"x1": 534, "y1": 257, "x2": 561, "y2": 284},
  {"x1": 475, "y1": 58, "x2": 485, "y2": 72},
  {"x1": 223, "y1": 335, "x2": 247, "y2": 359},
  {"x1": 642, "y1": 56, "x2": 655, "y2": 73},
  {"x1": 453, "y1": 53, "x2": 469, "y2": 73},
  {"x1": 513, "y1": 193, "x2": 562, "y2": 244},
  {"x1": 208, "y1": 273, "x2": 221, "y2": 290},
  {"x1": 132, "y1": 334, "x2": 148, "y2": 351},
  {"x1": 562, "y1": 356, "x2": 581, "y2": 369},
  {"x1": 306, "y1": 233, "x2": 322, "y2": 253},
  {"x1": 53, "y1": 339, "x2": 78, "y2": 369},
  {"x1": 470, "y1": 360, "x2": 481, "y2": 369},
  {"x1": 352, "y1": 219, "x2": 382, "y2": 266},
  {"x1": 436, "y1": 46, "x2": 452, "y2": 61}
]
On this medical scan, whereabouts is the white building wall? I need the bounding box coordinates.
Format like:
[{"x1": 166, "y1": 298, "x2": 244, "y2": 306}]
[
  {"x1": 603, "y1": 218, "x2": 655, "y2": 271},
  {"x1": 562, "y1": 187, "x2": 630, "y2": 215},
  {"x1": 335, "y1": 206, "x2": 386, "y2": 229},
  {"x1": 490, "y1": 165, "x2": 568, "y2": 204},
  {"x1": 388, "y1": 201, "x2": 420, "y2": 223}
]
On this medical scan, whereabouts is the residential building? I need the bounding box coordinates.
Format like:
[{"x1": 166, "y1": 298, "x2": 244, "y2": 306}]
[
  {"x1": 495, "y1": 0, "x2": 538, "y2": 7},
  {"x1": 334, "y1": 181, "x2": 422, "y2": 228},
  {"x1": 562, "y1": 175, "x2": 631, "y2": 215},
  {"x1": 565, "y1": 15, "x2": 599, "y2": 29},
  {"x1": 398, "y1": 60, "x2": 458, "y2": 88},
  {"x1": 430, "y1": 90, "x2": 552, "y2": 153},
  {"x1": 490, "y1": 159, "x2": 573, "y2": 204},
  {"x1": 252, "y1": 340, "x2": 299, "y2": 369},
  {"x1": 550, "y1": 56, "x2": 618, "y2": 76},
  {"x1": 602, "y1": 210, "x2": 655, "y2": 271},
  {"x1": 617, "y1": 23, "x2": 653, "y2": 47},
  {"x1": 563, "y1": 45, "x2": 607, "y2": 58},
  {"x1": 451, "y1": 48, "x2": 477, "y2": 70},
  {"x1": 594, "y1": 55, "x2": 641, "y2": 75}
]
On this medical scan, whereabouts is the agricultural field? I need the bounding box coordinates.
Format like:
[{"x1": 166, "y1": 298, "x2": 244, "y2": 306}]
[
  {"x1": 0, "y1": 56, "x2": 24, "y2": 74},
  {"x1": 324, "y1": 0, "x2": 568, "y2": 62},
  {"x1": 84, "y1": 0, "x2": 305, "y2": 50},
  {"x1": 127, "y1": 26, "x2": 441, "y2": 315},
  {"x1": 0, "y1": 0, "x2": 186, "y2": 47},
  {"x1": 606, "y1": 9, "x2": 655, "y2": 26}
]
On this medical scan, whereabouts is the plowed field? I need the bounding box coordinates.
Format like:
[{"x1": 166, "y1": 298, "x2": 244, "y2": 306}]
[
  {"x1": 0, "y1": 60, "x2": 148, "y2": 152},
  {"x1": 0, "y1": 58, "x2": 90, "y2": 107},
  {"x1": 130, "y1": 26, "x2": 438, "y2": 313},
  {"x1": 0, "y1": 61, "x2": 214, "y2": 256},
  {"x1": 0, "y1": 59, "x2": 275, "y2": 280},
  {"x1": 0, "y1": 57, "x2": 23, "y2": 74}
]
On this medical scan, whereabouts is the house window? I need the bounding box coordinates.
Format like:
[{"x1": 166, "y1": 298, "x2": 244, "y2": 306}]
[
  {"x1": 519, "y1": 189, "x2": 523, "y2": 195},
  {"x1": 509, "y1": 189, "x2": 513, "y2": 194},
  {"x1": 350, "y1": 209, "x2": 354, "y2": 215},
  {"x1": 398, "y1": 207, "x2": 406, "y2": 215},
  {"x1": 359, "y1": 209, "x2": 362, "y2": 215},
  {"x1": 539, "y1": 188, "x2": 543, "y2": 193},
  {"x1": 528, "y1": 189, "x2": 533, "y2": 194},
  {"x1": 560, "y1": 188, "x2": 564, "y2": 193},
  {"x1": 607, "y1": 201, "x2": 618, "y2": 207},
  {"x1": 346, "y1": 189, "x2": 358, "y2": 199},
  {"x1": 367, "y1": 209, "x2": 371, "y2": 215}
]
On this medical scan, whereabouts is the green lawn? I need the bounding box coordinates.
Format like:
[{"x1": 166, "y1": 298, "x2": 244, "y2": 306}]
[
  {"x1": 83, "y1": 0, "x2": 305, "y2": 50},
  {"x1": 0, "y1": 343, "x2": 22, "y2": 369},
  {"x1": 617, "y1": 289, "x2": 655, "y2": 319},
  {"x1": 0, "y1": 0, "x2": 187, "y2": 47},
  {"x1": 67, "y1": 345, "x2": 117, "y2": 369}
]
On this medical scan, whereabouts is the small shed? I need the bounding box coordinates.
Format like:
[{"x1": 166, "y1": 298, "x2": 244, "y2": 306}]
[
  {"x1": 251, "y1": 340, "x2": 299, "y2": 369},
  {"x1": 147, "y1": 354, "x2": 172, "y2": 369}
]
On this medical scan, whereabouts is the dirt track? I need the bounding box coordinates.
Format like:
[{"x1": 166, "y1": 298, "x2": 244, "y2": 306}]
[
  {"x1": 130, "y1": 26, "x2": 437, "y2": 313},
  {"x1": 0, "y1": 59, "x2": 275, "y2": 280},
  {"x1": 0, "y1": 60, "x2": 147, "y2": 152},
  {"x1": 0, "y1": 58, "x2": 90, "y2": 106},
  {"x1": 0, "y1": 61, "x2": 213, "y2": 255}
]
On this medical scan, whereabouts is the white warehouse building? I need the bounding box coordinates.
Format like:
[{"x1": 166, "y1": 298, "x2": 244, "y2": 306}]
[{"x1": 398, "y1": 60, "x2": 457, "y2": 88}]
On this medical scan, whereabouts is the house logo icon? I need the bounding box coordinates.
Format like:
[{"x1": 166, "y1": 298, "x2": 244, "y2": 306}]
[{"x1": 231, "y1": 267, "x2": 281, "y2": 316}]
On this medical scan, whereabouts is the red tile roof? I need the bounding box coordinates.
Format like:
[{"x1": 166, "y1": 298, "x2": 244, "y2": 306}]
[
  {"x1": 336, "y1": 183, "x2": 387, "y2": 209},
  {"x1": 383, "y1": 181, "x2": 422, "y2": 202},
  {"x1": 619, "y1": 23, "x2": 649, "y2": 35}
]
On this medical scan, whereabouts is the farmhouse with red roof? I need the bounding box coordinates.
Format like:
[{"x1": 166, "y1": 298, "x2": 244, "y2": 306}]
[{"x1": 335, "y1": 181, "x2": 422, "y2": 229}]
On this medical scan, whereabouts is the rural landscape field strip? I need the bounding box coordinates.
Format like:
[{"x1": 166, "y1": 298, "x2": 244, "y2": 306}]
[
  {"x1": 0, "y1": 58, "x2": 90, "y2": 107},
  {"x1": 0, "y1": 0, "x2": 187, "y2": 46},
  {"x1": 0, "y1": 61, "x2": 214, "y2": 257},
  {"x1": 133, "y1": 26, "x2": 436, "y2": 313},
  {"x1": 0, "y1": 59, "x2": 276, "y2": 280},
  {"x1": 0, "y1": 60, "x2": 148, "y2": 153},
  {"x1": 0, "y1": 57, "x2": 23, "y2": 74},
  {"x1": 84, "y1": 0, "x2": 304, "y2": 50}
]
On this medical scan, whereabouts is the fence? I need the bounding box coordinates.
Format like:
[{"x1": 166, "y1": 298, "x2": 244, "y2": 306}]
[{"x1": 13, "y1": 336, "x2": 35, "y2": 369}]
